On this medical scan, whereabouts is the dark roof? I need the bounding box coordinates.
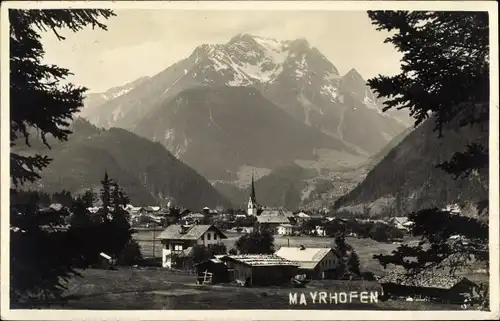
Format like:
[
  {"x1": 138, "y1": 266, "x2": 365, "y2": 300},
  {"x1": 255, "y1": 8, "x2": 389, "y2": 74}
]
[
  {"x1": 379, "y1": 272, "x2": 474, "y2": 290},
  {"x1": 158, "y1": 224, "x2": 227, "y2": 240}
]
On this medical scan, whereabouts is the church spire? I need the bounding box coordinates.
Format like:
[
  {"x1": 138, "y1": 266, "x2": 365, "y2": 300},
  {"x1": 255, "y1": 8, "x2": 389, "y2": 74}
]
[{"x1": 250, "y1": 173, "x2": 256, "y2": 203}]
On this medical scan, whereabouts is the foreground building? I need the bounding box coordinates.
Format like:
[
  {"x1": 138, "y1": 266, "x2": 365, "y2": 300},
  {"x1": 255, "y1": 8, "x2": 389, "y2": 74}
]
[
  {"x1": 378, "y1": 272, "x2": 477, "y2": 303},
  {"x1": 275, "y1": 245, "x2": 339, "y2": 279},
  {"x1": 220, "y1": 254, "x2": 299, "y2": 286},
  {"x1": 158, "y1": 224, "x2": 227, "y2": 268}
]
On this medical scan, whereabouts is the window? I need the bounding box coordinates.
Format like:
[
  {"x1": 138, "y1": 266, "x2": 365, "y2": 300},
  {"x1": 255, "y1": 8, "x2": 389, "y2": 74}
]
[
  {"x1": 214, "y1": 233, "x2": 217, "y2": 240},
  {"x1": 207, "y1": 233, "x2": 211, "y2": 241},
  {"x1": 174, "y1": 244, "x2": 183, "y2": 251}
]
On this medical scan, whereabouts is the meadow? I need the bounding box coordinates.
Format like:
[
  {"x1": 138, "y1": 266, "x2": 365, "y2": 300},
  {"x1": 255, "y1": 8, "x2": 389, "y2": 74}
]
[
  {"x1": 17, "y1": 268, "x2": 469, "y2": 310},
  {"x1": 133, "y1": 230, "x2": 410, "y2": 275}
]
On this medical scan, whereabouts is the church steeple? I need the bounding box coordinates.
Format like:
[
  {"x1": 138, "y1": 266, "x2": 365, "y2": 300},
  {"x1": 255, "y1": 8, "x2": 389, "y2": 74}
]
[
  {"x1": 247, "y1": 173, "x2": 258, "y2": 216},
  {"x1": 250, "y1": 174, "x2": 256, "y2": 203}
]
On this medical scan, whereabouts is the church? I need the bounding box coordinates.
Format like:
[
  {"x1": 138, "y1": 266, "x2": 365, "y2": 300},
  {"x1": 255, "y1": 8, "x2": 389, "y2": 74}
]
[{"x1": 247, "y1": 175, "x2": 259, "y2": 216}]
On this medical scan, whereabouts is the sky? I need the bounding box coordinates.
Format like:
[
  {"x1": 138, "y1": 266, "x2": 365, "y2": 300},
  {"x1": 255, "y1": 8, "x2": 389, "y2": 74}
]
[{"x1": 41, "y1": 10, "x2": 403, "y2": 93}]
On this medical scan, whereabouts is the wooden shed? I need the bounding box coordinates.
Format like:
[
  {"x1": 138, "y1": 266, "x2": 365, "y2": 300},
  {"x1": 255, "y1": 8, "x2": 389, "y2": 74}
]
[
  {"x1": 220, "y1": 254, "x2": 298, "y2": 287},
  {"x1": 379, "y1": 272, "x2": 478, "y2": 303},
  {"x1": 194, "y1": 258, "x2": 229, "y2": 284}
]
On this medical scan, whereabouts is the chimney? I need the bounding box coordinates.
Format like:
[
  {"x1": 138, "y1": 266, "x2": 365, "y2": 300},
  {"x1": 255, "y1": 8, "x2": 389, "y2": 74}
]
[{"x1": 299, "y1": 245, "x2": 306, "y2": 250}]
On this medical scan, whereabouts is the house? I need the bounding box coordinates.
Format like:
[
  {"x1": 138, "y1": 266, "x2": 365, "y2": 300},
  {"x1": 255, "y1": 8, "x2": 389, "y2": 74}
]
[
  {"x1": 275, "y1": 245, "x2": 339, "y2": 279},
  {"x1": 257, "y1": 215, "x2": 290, "y2": 233},
  {"x1": 378, "y1": 272, "x2": 478, "y2": 303},
  {"x1": 315, "y1": 225, "x2": 327, "y2": 237},
  {"x1": 220, "y1": 254, "x2": 299, "y2": 286},
  {"x1": 261, "y1": 208, "x2": 294, "y2": 219},
  {"x1": 157, "y1": 224, "x2": 228, "y2": 268},
  {"x1": 387, "y1": 217, "x2": 411, "y2": 230},
  {"x1": 181, "y1": 212, "x2": 205, "y2": 224},
  {"x1": 277, "y1": 224, "x2": 294, "y2": 236}
]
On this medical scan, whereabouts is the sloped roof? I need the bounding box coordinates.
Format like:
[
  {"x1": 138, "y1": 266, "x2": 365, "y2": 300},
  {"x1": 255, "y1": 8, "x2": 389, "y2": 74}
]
[
  {"x1": 257, "y1": 215, "x2": 290, "y2": 224},
  {"x1": 378, "y1": 272, "x2": 473, "y2": 290},
  {"x1": 275, "y1": 247, "x2": 333, "y2": 269},
  {"x1": 221, "y1": 254, "x2": 298, "y2": 267},
  {"x1": 261, "y1": 209, "x2": 294, "y2": 218},
  {"x1": 158, "y1": 224, "x2": 227, "y2": 240},
  {"x1": 183, "y1": 213, "x2": 205, "y2": 219},
  {"x1": 278, "y1": 224, "x2": 294, "y2": 228},
  {"x1": 296, "y1": 212, "x2": 310, "y2": 218},
  {"x1": 261, "y1": 209, "x2": 281, "y2": 216},
  {"x1": 389, "y1": 217, "x2": 409, "y2": 225}
]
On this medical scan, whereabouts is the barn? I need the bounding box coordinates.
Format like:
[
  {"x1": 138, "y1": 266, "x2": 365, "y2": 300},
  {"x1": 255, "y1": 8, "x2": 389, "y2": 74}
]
[
  {"x1": 379, "y1": 272, "x2": 478, "y2": 303},
  {"x1": 220, "y1": 254, "x2": 298, "y2": 286},
  {"x1": 194, "y1": 258, "x2": 229, "y2": 284}
]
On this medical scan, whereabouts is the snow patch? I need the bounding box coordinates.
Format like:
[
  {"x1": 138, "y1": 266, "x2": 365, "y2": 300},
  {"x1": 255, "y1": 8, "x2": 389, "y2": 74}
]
[
  {"x1": 253, "y1": 35, "x2": 289, "y2": 65},
  {"x1": 111, "y1": 88, "x2": 132, "y2": 99},
  {"x1": 320, "y1": 84, "x2": 338, "y2": 102},
  {"x1": 164, "y1": 128, "x2": 175, "y2": 142},
  {"x1": 184, "y1": 69, "x2": 188, "y2": 75}
]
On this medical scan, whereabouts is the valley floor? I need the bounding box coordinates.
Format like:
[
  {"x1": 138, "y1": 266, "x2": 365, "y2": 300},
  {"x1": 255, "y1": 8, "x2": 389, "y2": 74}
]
[
  {"x1": 13, "y1": 268, "x2": 474, "y2": 310},
  {"x1": 134, "y1": 231, "x2": 418, "y2": 275}
]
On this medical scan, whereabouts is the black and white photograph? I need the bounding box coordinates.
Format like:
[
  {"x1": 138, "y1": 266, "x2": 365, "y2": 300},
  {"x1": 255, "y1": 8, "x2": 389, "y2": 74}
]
[{"x1": 1, "y1": 1, "x2": 498, "y2": 320}]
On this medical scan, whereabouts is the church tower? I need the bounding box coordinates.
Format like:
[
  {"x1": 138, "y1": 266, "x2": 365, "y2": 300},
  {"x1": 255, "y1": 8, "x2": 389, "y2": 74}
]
[{"x1": 247, "y1": 174, "x2": 258, "y2": 216}]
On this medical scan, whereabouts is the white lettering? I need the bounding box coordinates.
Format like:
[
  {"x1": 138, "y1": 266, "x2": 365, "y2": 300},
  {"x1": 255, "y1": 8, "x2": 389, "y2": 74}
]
[
  {"x1": 299, "y1": 293, "x2": 307, "y2": 305},
  {"x1": 338, "y1": 292, "x2": 348, "y2": 304},
  {"x1": 370, "y1": 291, "x2": 379, "y2": 303},
  {"x1": 289, "y1": 293, "x2": 298, "y2": 305},
  {"x1": 309, "y1": 292, "x2": 317, "y2": 303},
  {"x1": 329, "y1": 292, "x2": 338, "y2": 304},
  {"x1": 319, "y1": 292, "x2": 327, "y2": 304},
  {"x1": 360, "y1": 291, "x2": 369, "y2": 303},
  {"x1": 349, "y1": 291, "x2": 358, "y2": 302}
]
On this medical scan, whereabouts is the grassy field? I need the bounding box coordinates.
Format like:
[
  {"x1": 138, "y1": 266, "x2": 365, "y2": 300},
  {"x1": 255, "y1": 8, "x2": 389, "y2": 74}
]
[
  {"x1": 133, "y1": 230, "x2": 410, "y2": 275},
  {"x1": 133, "y1": 230, "x2": 489, "y2": 282},
  {"x1": 15, "y1": 268, "x2": 472, "y2": 310}
]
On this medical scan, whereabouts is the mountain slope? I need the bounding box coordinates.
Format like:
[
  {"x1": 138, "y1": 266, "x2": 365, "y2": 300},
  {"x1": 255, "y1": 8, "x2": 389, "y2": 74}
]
[
  {"x1": 16, "y1": 119, "x2": 231, "y2": 209},
  {"x1": 80, "y1": 77, "x2": 150, "y2": 122},
  {"x1": 132, "y1": 86, "x2": 360, "y2": 180},
  {"x1": 83, "y1": 34, "x2": 409, "y2": 157},
  {"x1": 333, "y1": 114, "x2": 488, "y2": 215},
  {"x1": 214, "y1": 163, "x2": 318, "y2": 210}
]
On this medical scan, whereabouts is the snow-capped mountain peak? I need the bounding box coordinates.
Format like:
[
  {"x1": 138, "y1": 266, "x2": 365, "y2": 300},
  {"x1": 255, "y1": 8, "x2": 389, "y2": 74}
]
[{"x1": 189, "y1": 33, "x2": 338, "y2": 90}]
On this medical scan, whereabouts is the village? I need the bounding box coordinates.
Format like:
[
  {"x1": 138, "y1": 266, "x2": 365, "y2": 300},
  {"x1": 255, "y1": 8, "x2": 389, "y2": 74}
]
[{"x1": 38, "y1": 176, "x2": 483, "y2": 310}]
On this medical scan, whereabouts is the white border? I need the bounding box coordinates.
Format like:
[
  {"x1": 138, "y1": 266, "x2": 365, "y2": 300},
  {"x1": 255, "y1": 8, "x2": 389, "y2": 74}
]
[{"x1": 1, "y1": 1, "x2": 498, "y2": 320}]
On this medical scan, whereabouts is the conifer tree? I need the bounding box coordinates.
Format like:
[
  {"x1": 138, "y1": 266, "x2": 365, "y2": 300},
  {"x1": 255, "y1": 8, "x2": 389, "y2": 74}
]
[
  {"x1": 81, "y1": 189, "x2": 97, "y2": 208},
  {"x1": 9, "y1": 9, "x2": 115, "y2": 303},
  {"x1": 346, "y1": 250, "x2": 361, "y2": 276},
  {"x1": 367, "y1": 11, "x2": 490, "y2": 278},
  {"x1": 10, "y1": 9, "x2": 115, "y2": 186},
  {"x1": 99, "y1": 171, "x2": 113, "y2": 221}
]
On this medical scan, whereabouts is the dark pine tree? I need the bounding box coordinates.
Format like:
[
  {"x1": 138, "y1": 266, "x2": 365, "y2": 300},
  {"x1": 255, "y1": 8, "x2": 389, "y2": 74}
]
[
  {"x1": 366, "y1": 11, "x2": 490, "y2": 299},
  {"x1": 9, "y1": 9, "x2": 115, "y2": 304},
  {"x1": 81, "y1": 189, "x2": 97, "y2": 208},
  {"x1": 100, "y1": 172, "x2": 112, "y2": 217},
  {"x1": 108, "y1": 181, "x2": 134, "y2": 260},
  {"x1": 346, "y1": 250, "x2": 361, "y2": 277}
]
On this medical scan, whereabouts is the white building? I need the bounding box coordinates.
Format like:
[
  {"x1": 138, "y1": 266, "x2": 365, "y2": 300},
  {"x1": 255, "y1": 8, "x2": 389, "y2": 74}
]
[
  {"x1": 277, "y1": 224, "x2": 294, "y2": 236},
  {"x1": 275, "y1": 245, "x2": 339, "y2": 279},
  {"x1": 157, "y1": 224, "x2": 228, "y2": 268}
]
